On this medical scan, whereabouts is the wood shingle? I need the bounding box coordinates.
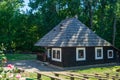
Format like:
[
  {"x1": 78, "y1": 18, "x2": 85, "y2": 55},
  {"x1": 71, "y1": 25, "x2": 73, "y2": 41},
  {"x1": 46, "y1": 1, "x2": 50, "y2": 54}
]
[{"x1": 35, "y1": 18, "x2": 111, "y2": 47}]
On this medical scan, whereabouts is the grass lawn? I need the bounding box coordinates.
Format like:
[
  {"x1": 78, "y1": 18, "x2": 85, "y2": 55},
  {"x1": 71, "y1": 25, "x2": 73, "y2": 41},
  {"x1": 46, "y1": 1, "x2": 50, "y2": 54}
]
[
  {"x1": 69, "y1": 65, "x2": 120, "y2": 80},
  {"x1": 21, "y1": 72, "x2": 51, "y2": 80},
  {"x1": 4, "y1": 53, "x2": 36, "y2": 61},
  {"x1": 71, "y1": 65, "x2": 120, "y2": 75}
]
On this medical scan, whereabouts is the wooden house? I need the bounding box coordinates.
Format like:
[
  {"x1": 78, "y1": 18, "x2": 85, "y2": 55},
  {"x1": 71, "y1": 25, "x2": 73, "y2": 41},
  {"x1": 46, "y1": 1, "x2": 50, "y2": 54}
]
[{"x1": 35, "y1": 17, "x2": 120, "y2": 67}]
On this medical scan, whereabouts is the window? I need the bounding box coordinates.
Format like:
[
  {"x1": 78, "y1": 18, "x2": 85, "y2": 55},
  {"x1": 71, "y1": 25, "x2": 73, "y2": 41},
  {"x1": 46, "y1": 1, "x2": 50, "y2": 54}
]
[
  {"x1": 76, "y1": 48, "x2": 86, "y2": 61},
  {"x1": 52, "y1": 48, "x2": 61, "y2": 62},
  {"x1": 95, "y1": 47, "x2": 103, "y2": 60},
  {"x1": 107, "y1": 50, "x2": 113, "y2": 59}
]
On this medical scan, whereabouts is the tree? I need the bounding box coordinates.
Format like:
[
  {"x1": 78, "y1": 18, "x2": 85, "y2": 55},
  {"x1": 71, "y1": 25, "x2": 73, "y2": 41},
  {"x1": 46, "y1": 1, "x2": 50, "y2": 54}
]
[{"x1": 0, "y1": 0, "x2": 24, "y2": 50}]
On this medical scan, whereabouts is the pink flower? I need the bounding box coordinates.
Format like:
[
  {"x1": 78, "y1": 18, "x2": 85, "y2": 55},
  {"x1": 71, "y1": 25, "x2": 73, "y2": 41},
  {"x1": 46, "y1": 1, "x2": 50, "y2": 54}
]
[
  {"x1": 7, "y1": 64, "x2": 14, "y2": 70},
  {"x1": 16, "y1": 74, "x2": 21, "y2": 79}
]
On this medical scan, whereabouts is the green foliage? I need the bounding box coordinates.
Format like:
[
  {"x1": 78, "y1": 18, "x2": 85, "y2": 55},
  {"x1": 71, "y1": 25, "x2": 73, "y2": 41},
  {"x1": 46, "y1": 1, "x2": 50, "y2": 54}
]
[
  {"x1": 0, "y1": 63, "x2": 24, "y2": 80},
  {"x1": 5, "y1": 53, "x2": 36, "y2": 61},
  {"x1": 0, "y1": 49, "x2": 7, "y2": 65},
  {"x1": 0, "y1": 0, "x2": 120, "y2": 51},
  {"x1": 72, "y1": 66, "x2": 120, "y2": 74}
]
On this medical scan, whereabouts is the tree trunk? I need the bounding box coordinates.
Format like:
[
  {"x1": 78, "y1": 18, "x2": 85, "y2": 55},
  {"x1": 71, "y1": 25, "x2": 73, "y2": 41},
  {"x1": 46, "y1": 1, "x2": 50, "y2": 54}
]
[
  {"x1": 89, "y1": 6, "x2": 93, "y2": 29},
  {"x1": 113, "y1": 15, "x2": 116, "y2": 46},
  {"x1": 88, "y1": 1, "x2": 93, "y2": 28}
]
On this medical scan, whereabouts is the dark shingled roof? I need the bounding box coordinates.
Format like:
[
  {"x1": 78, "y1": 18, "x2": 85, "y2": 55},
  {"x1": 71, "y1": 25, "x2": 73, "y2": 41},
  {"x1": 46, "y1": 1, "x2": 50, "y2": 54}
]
[{"x1": 35, "y1": 18, "x2": 111, "y2": 47}]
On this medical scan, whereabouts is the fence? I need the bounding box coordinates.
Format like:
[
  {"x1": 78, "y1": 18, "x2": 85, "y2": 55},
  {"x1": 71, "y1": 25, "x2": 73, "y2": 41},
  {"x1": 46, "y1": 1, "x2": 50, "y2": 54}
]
[{"x1": 36, "y1": 71, "x2": 120, "y2": 80}]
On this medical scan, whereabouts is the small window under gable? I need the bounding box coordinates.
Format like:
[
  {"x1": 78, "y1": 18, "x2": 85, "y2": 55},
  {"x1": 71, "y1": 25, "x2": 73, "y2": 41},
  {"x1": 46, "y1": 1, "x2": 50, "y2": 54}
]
[
  {"x1": 76, "y1": 48, "x2": 86, "y2": 61},
  {"x1": 107, "y1": 50, "x2": 113, "y2": 59},
  {"x1": 95, "y1": 47, "x2": 103, "y2": 60},
  {"x1": 52, "y1": 48, "x2": 62, "y2": 62}
]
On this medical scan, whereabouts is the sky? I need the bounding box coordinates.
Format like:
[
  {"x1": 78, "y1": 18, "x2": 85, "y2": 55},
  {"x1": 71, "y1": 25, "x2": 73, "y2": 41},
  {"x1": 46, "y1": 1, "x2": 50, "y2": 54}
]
[{"x1": 21, "y1": 0, "x2": 30, "y2": 11}]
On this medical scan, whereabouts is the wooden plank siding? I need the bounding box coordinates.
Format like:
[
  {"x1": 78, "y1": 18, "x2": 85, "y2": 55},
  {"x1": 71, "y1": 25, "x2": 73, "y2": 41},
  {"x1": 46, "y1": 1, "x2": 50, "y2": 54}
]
[{"x1": 47, "y1": 46, "x2": 118, "y2": 67}]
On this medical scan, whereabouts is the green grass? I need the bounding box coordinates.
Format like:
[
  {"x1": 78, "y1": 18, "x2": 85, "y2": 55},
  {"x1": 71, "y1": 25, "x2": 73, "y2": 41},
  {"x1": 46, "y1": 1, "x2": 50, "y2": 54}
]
[
  {"x1": 21, "y1": 72, "x2": 51, "y2": 80},
  {"x1": 22, "y1": 72, "x2": 37, "y2": 80},
  {"x1": 71, "y1": 65, "x2": 120, "y2": 74},
  {"x1": 69, "y1": 66, "x2": 120, "y2": 80},
  {"x1": 4, "y1": 53, "x2": 36, "y2": 61}
]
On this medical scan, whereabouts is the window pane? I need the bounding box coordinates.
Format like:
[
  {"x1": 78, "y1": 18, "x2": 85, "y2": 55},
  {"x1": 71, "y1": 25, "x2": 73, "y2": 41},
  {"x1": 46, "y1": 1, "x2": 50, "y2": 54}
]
[
  {"x1": 97, "y1": 49, "x2": 102, "y2": 57},
  {"x1": 53, "y1": 50, "x2": 56, "y2": 58},
  {"x1": 78, "y1": 50, "x2": 84, "y2": 58},
  {"x1": 109, "y1": 51, "x2": 112, "y2": 57},
  {"x1": 57, "y1": 50, "x2": 60, "y2": 59}
]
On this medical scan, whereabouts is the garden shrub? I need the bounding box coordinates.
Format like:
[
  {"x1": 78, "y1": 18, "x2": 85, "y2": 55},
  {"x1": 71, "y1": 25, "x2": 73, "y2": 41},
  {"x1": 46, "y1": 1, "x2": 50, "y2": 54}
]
[{"x1": 0, "y1": 50, "x2": 24, "y2": 80}]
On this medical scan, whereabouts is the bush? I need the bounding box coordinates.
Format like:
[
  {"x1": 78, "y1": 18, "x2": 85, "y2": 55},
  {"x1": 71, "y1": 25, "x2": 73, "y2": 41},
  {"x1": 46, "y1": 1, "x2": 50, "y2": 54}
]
[
  {"x1": 0, "y1": 50, "x2": 25, "y2": 80},
  {"x1": 0, "y1": 64, "x2": 23, "y2": 80}
]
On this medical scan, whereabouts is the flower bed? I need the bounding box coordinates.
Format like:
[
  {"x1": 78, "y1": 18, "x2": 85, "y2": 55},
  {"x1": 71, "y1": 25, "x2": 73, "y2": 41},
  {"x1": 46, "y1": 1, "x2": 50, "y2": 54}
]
[
  {"x1": 0, "y1": 55, "x2": 32, "y2": 80},
  {"x1": 0, "y1": 50, "x2": 36, "y2": 80},
  {"x1": 0, "y1": 63, "x2": 25, "y2": 80}
]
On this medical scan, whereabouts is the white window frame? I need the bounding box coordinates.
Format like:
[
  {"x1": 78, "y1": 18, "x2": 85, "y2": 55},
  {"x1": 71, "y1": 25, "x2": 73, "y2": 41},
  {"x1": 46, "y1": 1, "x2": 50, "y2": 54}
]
[
  {"x1": 52, "y1": 48, "x2": 62, "y2": 62},
  {"x1": 107, "y1": 50, "x2": 113, "y2": 59},
  {"x1": 76, "y1": 48, "x2": 86, "y2": 61},
  {"x1": 95, "y1": 47, "x2": 103, "y2": 60},
  {"x1": 47, "y1": 49, "x2": 50, "y2": 58}
]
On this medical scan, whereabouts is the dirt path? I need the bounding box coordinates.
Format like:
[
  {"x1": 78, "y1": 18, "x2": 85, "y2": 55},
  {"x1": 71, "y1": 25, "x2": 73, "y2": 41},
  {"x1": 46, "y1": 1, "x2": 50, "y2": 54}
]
[
  {"x1": 7, "y1": 60, "x2": 118, "y2": 72},
  {"x1": 7, "y1": 60, "x2": 63, "y2": 72}
]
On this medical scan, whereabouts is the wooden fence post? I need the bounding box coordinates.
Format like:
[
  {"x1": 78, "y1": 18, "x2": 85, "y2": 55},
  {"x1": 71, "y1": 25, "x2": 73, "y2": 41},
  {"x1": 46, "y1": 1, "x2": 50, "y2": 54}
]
[
  {"x1": 54, "y1": 73, "x2": 59, "y2": 77},
  {"x1": 83, "y1": 74, "x2": 88, "y2": 79},
  {"x1": 95, "y1": 73, "x2": 99, "y2": 77},
  {"x1": 37, "y1": 73, "x2": 42, "y2": 80},
  {"x1": 50, "y1": 77, "x2": 55, "y2": 80},
  {"x1": 105, "y1": 73, "x2": 109, "y2": 78},
  {"x1": 69, "y1": 74, "x2": 74, "y2": 80},
  {"x1": 112, "y1": 77, "x2": 115, "y2": 80},
  {"x1": 115, "y1": 72, "x2": 119, "y2": 78}
]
